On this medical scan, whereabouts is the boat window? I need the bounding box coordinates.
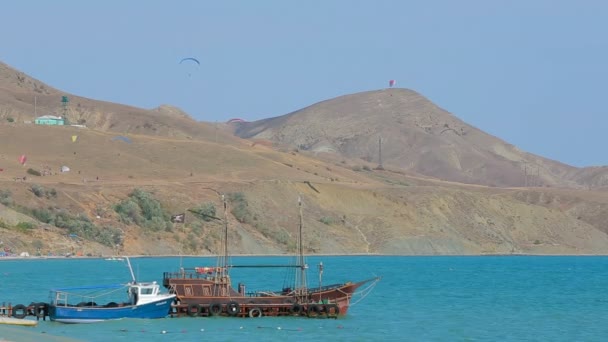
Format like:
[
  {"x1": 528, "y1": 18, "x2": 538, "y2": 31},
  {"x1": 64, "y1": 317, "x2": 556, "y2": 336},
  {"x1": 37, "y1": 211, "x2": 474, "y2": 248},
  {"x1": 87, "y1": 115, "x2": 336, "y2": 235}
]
[{"x1": 141, "y1": 288, "x2": 153, "y2": 295}]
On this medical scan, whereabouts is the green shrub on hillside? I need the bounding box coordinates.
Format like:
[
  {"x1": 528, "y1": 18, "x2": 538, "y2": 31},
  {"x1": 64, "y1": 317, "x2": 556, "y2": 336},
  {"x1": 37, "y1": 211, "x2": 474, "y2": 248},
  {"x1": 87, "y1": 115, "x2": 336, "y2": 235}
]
[
  {"x1": 192, "y1": 202, "x2": 217, "y2": 222},
  {"x1": 0, "y1": 189, "x2": 12, "y2": 206},
  {"x1": 30, "y1": 207, "x2": 119, "y2": 247},
  {"x1": 16, "y1": 221, "x2": 35, "y2": 231},
  {"x1": 227, "y1": 192, "x2": 252, "y2": 224},
  {"x1": 31, "y1": 184, "x2": 45, "y2": 197},
  {"x1": 30, "y1": 185, "x2": 57, "y2": 199},
  {"x1": 27, "y1": 168, "x2": 41, "y2": 176},
  {"x1": 97, "y1": 225, "x2": 123, "y2": 247},
  {"x1": 32, "y1": 208, "x2": 54, "y2": 223},
  {"x1": 319, "y1": 216, "x2": 334, "y2": 225},
  {"x1": 114, "y1": 188, "x2": 170, "y2": 231},
  {"x1": 115, "y1": 199, "x2": 143, "y2": 225}
]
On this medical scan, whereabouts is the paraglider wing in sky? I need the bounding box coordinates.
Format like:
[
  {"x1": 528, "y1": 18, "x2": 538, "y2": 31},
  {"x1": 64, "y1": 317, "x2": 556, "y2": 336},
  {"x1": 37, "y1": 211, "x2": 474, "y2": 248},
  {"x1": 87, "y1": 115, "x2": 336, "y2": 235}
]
[
  {"x1": 179, "y1": 57, "x2": 200, "y2": 65},
  {"x1": 71, "y1": 135, "x2": 78, "y2": 143},
  {"x1": 18, "y1": 155, "x2": 27, "y2": 165},
  {"x1": 180, "y1": 57, "x2": 200, "y2": 78},
  {"x1": 227, "y1": 118, "x2": 246, "y2": 124},
  {"x1": 389, "y1": 80, "x2": 396, "y2": 87}
]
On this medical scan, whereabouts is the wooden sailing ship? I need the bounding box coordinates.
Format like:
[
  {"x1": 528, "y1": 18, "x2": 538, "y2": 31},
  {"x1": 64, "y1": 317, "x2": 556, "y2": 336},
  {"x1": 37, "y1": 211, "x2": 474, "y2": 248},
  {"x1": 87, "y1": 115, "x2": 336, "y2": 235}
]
[{"x1": 162, "y1": 196, "x2": 380, "y2": 318}]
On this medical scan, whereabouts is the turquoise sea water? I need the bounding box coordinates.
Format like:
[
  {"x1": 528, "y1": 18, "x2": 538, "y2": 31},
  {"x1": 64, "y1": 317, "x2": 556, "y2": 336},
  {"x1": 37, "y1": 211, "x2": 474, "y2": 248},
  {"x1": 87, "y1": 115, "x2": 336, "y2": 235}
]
[{"x1": 1, "y1": 255, "x2": 608, "y2": 341}]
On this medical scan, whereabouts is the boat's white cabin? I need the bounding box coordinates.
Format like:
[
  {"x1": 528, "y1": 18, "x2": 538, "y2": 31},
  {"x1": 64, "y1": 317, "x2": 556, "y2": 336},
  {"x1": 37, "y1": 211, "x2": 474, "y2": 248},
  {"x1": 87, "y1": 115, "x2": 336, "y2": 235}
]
[{"x1": 129, "y1": 281, "x2": 172, "y2": 305}]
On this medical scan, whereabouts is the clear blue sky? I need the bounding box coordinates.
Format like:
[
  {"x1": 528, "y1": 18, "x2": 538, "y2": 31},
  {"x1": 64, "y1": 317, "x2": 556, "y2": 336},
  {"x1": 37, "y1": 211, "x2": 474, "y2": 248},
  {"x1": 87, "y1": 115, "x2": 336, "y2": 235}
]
[{"x1": 2, "y1": 0, "x2": 606, "y2": 167}]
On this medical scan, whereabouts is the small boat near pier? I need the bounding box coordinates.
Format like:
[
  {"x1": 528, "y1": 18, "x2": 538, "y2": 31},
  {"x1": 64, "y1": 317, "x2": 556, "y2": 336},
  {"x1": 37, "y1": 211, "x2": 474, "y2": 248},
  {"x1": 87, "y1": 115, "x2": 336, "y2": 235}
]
[{"x1": 48, "y1": 257, "x2": 176, "y2": 323}]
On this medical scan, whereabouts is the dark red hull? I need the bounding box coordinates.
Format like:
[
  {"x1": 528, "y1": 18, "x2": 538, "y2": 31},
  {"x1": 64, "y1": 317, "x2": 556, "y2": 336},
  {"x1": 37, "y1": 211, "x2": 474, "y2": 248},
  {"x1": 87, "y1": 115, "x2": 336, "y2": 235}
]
[{"x1": 162, "y1": 270, "x2": 378, "y2": 318}]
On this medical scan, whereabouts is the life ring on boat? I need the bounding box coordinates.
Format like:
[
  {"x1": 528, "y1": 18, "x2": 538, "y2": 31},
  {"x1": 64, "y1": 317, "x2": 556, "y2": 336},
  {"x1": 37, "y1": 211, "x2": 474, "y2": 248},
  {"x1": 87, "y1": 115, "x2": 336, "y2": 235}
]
[
  {"x1": 226, "y1": 301, "x2": 240, "y2": 316},
  {"x1": 187, "y1": 304, "x2": 199, "y2": 316},
  {"x1": 11, "y1": 304, "x2": 27, "y2": 319},
  {"x1": 290, "y1": 303, "x2": 303, "y2": 315},
  {"x1": 34, "y1": 302, "x2": 47, "y2": 318},
  {"x1": 248, "y1": 307, "x2": 263, "y2": 318},
  {"x1": 209, "y1": 303, "x2": 222, "y2": 316}
]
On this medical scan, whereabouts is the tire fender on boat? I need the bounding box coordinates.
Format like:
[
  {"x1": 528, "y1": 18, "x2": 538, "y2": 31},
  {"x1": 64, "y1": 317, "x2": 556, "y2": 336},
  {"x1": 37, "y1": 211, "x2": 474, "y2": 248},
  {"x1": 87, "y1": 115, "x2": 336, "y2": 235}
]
[
  {"x1": 307, "y1": 304, "x2": 321, "y2": 317},
  {"x1": 248, "y1": 307, "x2": 263, "y2": 318},
  {"x1": 226, "y1": 301, "x2": 240, "y2": 316},
  {"x1": 209, "y1": 303, "x2": 222, "y2": 316},
  {"x1": 187, "y1": 303, "x2": 199, "y2": 317},
  {"x1": 290, "y1": 303, "x2": 303, "y2": 315},
  {"x1": 324, "y1": 303, "x2": 340, "y2": 316},
  {"x1": 11, "y1": 304, "x2": 27, "y2": 319}
]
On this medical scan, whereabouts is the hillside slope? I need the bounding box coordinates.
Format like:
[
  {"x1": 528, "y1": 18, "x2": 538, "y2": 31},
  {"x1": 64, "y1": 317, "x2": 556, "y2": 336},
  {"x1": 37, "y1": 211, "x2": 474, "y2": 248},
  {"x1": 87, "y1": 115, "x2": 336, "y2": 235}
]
[
  {"x1": 2, "y1": 61, "x2": 608, "y2": 257},
  {"x1": 235, "y1": 89, "x2": 608, "y2": 189},
  {"x1": 0, "y1": 61, "x2": 241, "y2": 145},
  {"x1": 1, "y1": 125, "x2": 608, "y2": 256}
]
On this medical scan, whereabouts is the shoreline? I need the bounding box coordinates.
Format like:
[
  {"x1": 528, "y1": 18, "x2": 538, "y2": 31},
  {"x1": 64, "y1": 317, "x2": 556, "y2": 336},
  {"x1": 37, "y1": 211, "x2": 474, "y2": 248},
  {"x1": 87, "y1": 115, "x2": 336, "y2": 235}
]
[{"x1": 1, "y1": 252, "x2": 608, "y2": 261}]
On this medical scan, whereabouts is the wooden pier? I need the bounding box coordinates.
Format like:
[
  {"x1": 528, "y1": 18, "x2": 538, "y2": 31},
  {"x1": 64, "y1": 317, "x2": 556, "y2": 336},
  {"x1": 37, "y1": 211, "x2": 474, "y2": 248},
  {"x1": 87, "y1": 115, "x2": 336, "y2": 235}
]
[{"x1": 0, "y1": 302, "x2": 48, "y2": 322}]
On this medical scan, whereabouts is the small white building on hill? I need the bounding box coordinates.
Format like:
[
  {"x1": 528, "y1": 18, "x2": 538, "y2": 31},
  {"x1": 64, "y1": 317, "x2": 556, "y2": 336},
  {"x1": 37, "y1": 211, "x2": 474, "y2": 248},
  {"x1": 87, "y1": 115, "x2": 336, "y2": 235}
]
[{"x1": 35, "y1": 115, "x2": 65, "y2": 125}]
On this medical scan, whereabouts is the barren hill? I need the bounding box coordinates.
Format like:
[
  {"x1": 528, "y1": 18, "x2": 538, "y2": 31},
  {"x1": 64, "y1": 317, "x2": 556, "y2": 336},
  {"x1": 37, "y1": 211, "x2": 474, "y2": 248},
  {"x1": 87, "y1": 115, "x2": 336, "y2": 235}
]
[
  {"x1": 235, "y1": 89, "x2": 608, "y2": 189},
  {"x1": 0, "y1": 61, "x2": 239, "y2": 144},
  {"x1": 2, "y1": 61, "x2": 608, "y2": 257}
]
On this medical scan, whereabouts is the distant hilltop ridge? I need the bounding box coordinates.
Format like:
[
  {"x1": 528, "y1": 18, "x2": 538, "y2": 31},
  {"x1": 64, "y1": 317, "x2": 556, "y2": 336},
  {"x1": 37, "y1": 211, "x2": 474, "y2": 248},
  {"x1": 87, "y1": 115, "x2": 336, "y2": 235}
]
[
  {"x1": 1, "y1": 60, "x2": 608, "y2": 189},
  {"x1": 234, "y1": 88, "x2": 608, "y2": 189}
]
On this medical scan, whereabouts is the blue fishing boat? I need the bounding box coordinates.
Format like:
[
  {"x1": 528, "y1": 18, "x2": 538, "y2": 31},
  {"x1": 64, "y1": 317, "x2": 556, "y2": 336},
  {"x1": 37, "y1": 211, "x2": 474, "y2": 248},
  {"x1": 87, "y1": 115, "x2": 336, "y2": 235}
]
[{"x1": 48, "y1": 257, "x2": 176, "y2": 323}]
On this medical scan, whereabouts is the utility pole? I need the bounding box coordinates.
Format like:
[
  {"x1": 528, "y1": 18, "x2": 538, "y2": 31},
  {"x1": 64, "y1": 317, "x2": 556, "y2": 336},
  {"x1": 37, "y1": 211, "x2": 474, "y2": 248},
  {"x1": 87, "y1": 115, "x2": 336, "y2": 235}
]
[{"x1": 377, "y1": 136, "x2": 384, "y2": 170}]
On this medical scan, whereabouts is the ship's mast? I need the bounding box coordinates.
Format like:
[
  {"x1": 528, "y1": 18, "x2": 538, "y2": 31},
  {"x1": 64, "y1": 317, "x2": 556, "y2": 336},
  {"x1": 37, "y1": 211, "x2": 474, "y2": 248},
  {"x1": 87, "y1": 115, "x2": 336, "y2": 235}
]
[
  {"x1": 297, "y1": 197, "x2": 308, "y2": 296},
  {"x1": 218, "y1": 194, "x2": 228, "y2": 279}
]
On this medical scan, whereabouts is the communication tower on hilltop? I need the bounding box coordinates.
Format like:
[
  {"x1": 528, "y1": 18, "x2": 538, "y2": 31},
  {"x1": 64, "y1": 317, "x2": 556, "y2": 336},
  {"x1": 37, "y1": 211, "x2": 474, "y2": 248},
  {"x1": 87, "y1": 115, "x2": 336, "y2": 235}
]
[{"x1": 61, "y1": 96, "x2": 69, "y2": 119}]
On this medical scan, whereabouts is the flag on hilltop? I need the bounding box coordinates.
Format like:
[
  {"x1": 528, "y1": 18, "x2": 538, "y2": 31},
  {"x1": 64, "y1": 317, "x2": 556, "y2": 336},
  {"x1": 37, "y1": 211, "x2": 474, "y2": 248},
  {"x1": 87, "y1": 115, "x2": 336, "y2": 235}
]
[{"x1": 171, "y1": 213, "x2": 185, "y2": 223}]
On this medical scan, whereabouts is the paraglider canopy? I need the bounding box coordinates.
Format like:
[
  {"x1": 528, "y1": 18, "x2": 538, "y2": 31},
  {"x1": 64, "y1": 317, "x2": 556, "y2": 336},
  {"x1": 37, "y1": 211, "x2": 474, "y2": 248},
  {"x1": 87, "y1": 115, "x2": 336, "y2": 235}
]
[
  {"x1": 389, "y1": 80, "x2": 396, "y2": 87},
  {"x1": 18, "y1": 155, "x2": 27, "y2": 165},
  {"x1": 180, "y1": 57, "x2": 200, "y2": 78},
  {"x1": 227, "y1": 118, "x2": 246, "y2": 124},
  {"x1": 71, "y1": 135, "x2": 78, "y2": 143},
  {"x1": 179, "y1": 57, "x2": 200, "y2": 65}
]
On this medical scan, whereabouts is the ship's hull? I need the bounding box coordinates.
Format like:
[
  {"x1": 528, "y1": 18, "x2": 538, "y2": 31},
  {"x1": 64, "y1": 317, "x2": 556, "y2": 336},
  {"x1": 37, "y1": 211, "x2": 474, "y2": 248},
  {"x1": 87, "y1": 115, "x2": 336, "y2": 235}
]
[
  {"x1": 49, "y1": 297, "x2": 174, "y2": 323},
  {"x1": 163, "y1": 272, "x2": 377, "y2": 318}
]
